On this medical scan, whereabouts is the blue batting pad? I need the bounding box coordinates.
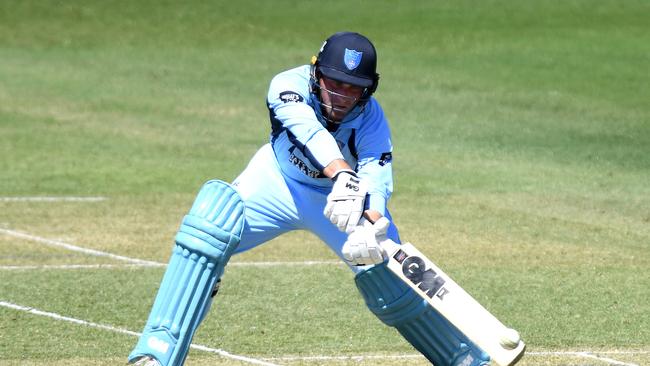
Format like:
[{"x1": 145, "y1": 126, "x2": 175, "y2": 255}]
[
  {"x1": 355, "y1": 263, "x2": 490, "y2": 366},
  {"x1": 129, "y1": 180, "x2": 244, "y2": 366}
]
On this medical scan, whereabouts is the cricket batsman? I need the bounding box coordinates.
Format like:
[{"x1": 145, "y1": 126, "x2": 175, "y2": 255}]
[{"x1": 128, "y1": 32, "x2": 490, "y2": 366}]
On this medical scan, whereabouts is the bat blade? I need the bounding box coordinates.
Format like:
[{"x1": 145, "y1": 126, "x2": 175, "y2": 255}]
[{"x1": 382, "y1": 241, "x2": 526, "y2": 366}]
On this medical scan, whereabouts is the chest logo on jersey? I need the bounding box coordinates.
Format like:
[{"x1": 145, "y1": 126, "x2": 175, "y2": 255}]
[
  {"x1": 288, "y1": 146, "x2": 325, "y2": 179},
  {"x1": 279, "y1": 91, "x2": 304, "y2": 103}
]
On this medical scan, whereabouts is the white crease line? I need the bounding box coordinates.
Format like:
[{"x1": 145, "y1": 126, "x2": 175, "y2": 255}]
[
  {"x1": 574, "y1": 352, "x2": 639, "y2": 366},
  {"x1": 587, "y1": 351, "x2": 650, "y2": 355},
  {"x1": 263, "y1": 354, "x2": 423, "y2": 361},
  {"x1": 530, "y1": 350, "x2": 650, "y2": 355},
  {"x1": 190, "y1": 344, "x2": 281, "y2": 366},
  {"x1": 529, "y1": 351, "x2": 639, "y2": 366},
  {"x1": 0, "y1": 196, "x2": 107, "y2": 202},
  {"x1": 0, "y1": 264, "x2": 160, "y2": 270},
  {"x1": 0, "y1": 300, "x2": 281, "y2": 366},
  {"x1": 265, "y1": 351, "x2": 645, "y2": 365},
  {"x1": 0, "y1": 228, "x2": 343, "y2": 268},
  {"x1": 0, "y1": 262, "x2": 342, "y2": 270},
  {"x1": 0, "y1": 228, "x2": 162, "y2": 267},
  {"x1": 229, "y1": 260, "x2": 341, "y2": 267}
]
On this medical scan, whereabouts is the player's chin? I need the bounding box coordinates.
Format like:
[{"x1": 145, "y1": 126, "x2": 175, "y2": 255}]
[
  {"x1": 325, "y1": 112, "x2": 344, "y2": 123},
  {"x1": 329, "y1": 109, "x2": 350, "y2": 123}
]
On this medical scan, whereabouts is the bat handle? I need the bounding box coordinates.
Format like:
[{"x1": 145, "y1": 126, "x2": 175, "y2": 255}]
[{"x1": 380, "y1": 238, "x2": 401, "y2": 258}]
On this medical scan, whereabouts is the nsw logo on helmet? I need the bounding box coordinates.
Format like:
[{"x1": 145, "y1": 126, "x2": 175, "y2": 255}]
[{"x1": 343, "y1": 48, "x2": 363, "y2": 71}]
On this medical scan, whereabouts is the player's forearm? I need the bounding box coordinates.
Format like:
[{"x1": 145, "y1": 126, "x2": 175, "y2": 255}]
[
  {"x1": 363, "y1": 209, "x2": 383, "y2": 223},
  {"x1": 323, "y1": 159, "x2": 354, "y2": 179}
]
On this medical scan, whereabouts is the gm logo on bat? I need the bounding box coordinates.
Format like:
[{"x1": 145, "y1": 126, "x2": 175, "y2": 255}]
[{"x1": 393, "y1": 249, "x2": 450, "y2": 300}]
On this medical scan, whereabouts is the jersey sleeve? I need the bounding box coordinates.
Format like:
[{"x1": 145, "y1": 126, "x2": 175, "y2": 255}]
[
  {"x1": 355, "y1": 100, "x2": 394, "y2": 215},
  {"x1": 267, "y1": 69, "x2": 343, "y2": 171}
]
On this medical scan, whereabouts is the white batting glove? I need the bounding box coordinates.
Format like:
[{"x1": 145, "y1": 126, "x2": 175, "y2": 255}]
[
  {"x1": 323, "y1": 170, "x2": 368, "y2": 234},
  {"x1": 342, "y1": 217, "x2": 390, "y2": 266}
]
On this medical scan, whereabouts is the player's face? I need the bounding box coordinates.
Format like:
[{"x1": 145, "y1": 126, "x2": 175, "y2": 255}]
[{"x1": 318, "y1": 76, "x2": 364, "y2": 122}]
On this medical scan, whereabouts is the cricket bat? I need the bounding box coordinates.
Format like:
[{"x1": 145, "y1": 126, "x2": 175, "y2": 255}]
[{"x1": 381, "y1": 240, "x2": 526, "y2": 366}]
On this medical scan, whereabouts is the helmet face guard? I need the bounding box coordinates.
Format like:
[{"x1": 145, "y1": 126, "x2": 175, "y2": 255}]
[
  {"x1": 310, "y1": 32, "x2": 380, "y2": 124},
  {"x1": 310, "y1": 67, "x2": 367, "y2": 124}
]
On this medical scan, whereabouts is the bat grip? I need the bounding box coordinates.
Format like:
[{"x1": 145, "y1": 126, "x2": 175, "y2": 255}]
[{"x1": 380, "y1": 238, "x2": 401, "y2": 257}]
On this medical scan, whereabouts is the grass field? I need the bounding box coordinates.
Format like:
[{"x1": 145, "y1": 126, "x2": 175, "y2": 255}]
[{"x1": 1, "y1": 1, "x2": 649, "y2": 365}]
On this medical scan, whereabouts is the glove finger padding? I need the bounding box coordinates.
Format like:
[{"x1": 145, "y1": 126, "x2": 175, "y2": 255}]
[
  {"x1": 344, "y1": 201, "x2": 364, "y2": 234},
  {"x1": 335, "y1": 213, "x2": 348, "y2": 231},
  {"x1": 342, "y1": 217, "x2": 391, "y2": 266},
  {"x1": 371, "y1": 216, "x2": 390, "y2": 236},
  {"x1": 323, "y1": 200, "x2": 335, "y2": 219}
]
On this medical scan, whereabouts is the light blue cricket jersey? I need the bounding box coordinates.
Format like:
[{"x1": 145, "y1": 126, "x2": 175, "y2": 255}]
[{"x1": 266, "y1": 65, "x2": 394, "y2": 215}]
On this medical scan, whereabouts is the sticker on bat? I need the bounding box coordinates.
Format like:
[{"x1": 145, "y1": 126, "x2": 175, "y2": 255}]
[{"x1": 393, "y1": 249, "x2": 450, "y2": 300}]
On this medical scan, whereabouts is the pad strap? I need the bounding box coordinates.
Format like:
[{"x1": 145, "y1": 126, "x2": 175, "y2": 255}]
[
  {"x1": 355, "y1": 263, "x2": 490, "y2": 366},
  {"x1": 129, "y1": 180, "x2": 244, "y2": 366}
]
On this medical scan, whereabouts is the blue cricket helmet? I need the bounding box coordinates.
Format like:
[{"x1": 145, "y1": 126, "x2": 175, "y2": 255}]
[{"x1": 313, "y1": 32, "x2": 380, "y2": 97}]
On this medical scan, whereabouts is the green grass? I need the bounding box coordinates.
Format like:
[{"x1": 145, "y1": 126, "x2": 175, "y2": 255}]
[{"x1": 1, "y1": 1, "x2": 649, "y2": 365}]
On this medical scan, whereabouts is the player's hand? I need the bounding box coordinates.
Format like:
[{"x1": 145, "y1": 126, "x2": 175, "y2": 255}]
[
  {"x1": 342, "y1": 217, "x2": 390, "y2": 266},
  {"x1": 324, "y1": 170, "x2": 368, "y2": 234}
]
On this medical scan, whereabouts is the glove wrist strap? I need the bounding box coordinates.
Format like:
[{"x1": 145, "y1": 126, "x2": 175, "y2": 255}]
[{"x1": 332, "y1": 169, "x2": 357, "y2": 182}]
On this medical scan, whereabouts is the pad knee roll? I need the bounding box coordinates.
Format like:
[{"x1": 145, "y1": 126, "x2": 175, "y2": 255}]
[
  {"x1": 355, "y1": 263, "x2": 490, "y2": 366},
  {"x1": 129, "y1": 180, "x2": 245, "y2": 366},
  {"x1": 174, "y1": 180, "x2": 244, "y2": 273}
]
